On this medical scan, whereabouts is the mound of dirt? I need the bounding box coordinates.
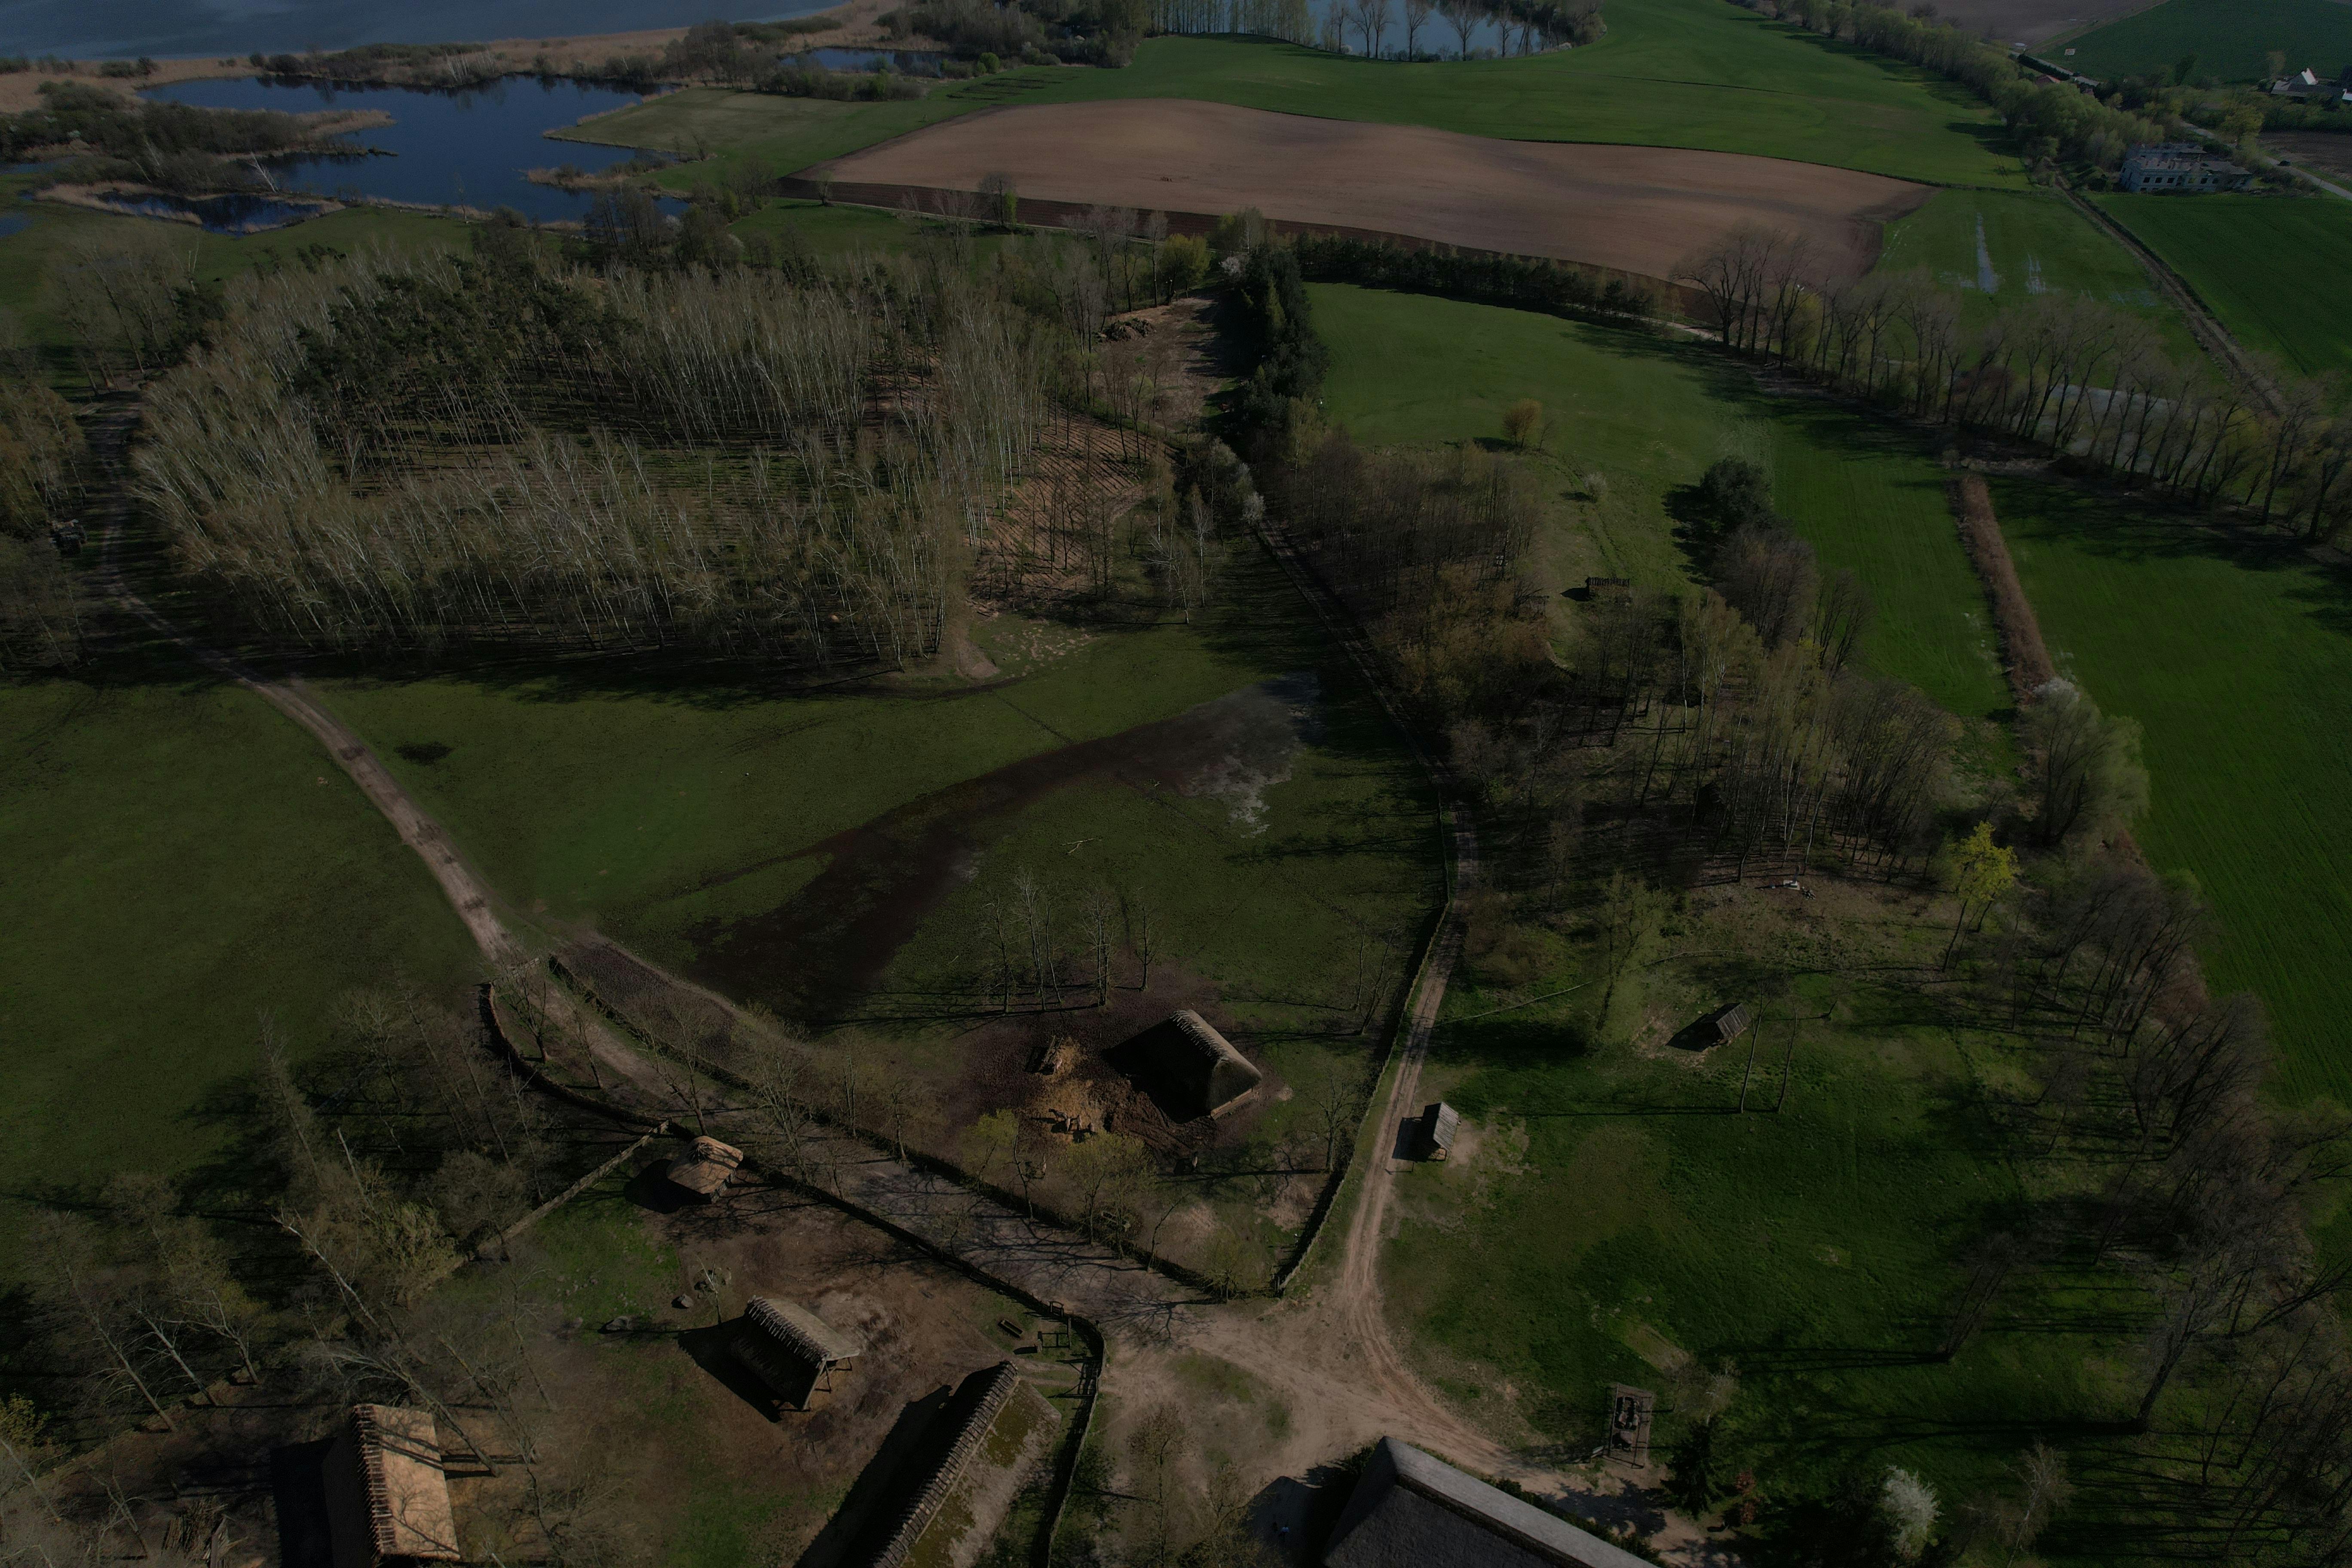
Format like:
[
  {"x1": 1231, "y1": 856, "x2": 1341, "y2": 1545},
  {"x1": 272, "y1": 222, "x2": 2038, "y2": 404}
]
[{"x1": 808, "y1": 98, "x2": 1932, "y2": 285}]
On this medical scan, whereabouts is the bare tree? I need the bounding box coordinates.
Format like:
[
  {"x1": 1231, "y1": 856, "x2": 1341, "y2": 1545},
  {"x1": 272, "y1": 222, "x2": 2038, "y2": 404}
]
[{"x1": 1402, "y1": 0, "x2": 1435, "y2": 55}]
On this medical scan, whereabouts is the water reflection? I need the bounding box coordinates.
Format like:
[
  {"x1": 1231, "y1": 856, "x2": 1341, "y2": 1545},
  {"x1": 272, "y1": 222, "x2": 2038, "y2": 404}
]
[{"x1": 86, "y1": 190, "x2": 334, "y2": 233}]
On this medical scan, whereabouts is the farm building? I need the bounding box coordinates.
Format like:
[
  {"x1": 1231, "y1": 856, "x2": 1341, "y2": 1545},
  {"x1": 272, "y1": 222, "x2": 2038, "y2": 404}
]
[
  {"x1": 730, "y1": 1296, "x2": 864, "y2": 1411},
  {"x1": 2119, "y1": 144, "x2": 2252, "y2": 193},
  {"x1": 1417, "y1": 1102, "x2": 1460, "y2": 1160},
  {"x1": 1324, "y1": 1438, "x2": 1649, "y2": 1568},
  {"x1": 862, "y1": 1362, "x2": 1045, "y2": 1568},
  {"x1": 1110, "y1": 1010, "x2": 1263, "y2": 1120},
  {"x1": 665, "y1": 1135, "x2": 744, "y2": 1200},
  {"x1": 1712, "y1": 1005, "x2": 1751, "y2": 1046},
  {"x1": 1584, "y1": 576, "x2": 1633, "y2": 600},
  {"x1": 321, "y1": 1404, "x2": 460, "y2": 1568}
]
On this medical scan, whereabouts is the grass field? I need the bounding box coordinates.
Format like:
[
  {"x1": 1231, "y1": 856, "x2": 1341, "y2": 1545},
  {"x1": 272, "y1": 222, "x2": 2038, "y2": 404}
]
[
  {"x1": 1310, "y1": 283, "x2": 2009, "y2": 721},
  {"x1": 2058, "y1": 0, "x2": 2352, "y2": 84},
  {"x1": 1878, "y1": 188, "x2": 2195, "y2": 356},
  {"x1": 591, "y1": 0, "x2": 2021, "y2": 190},
  {"x1": 0, "y1": 665, "x2": 480, "y2": 1263},
  {"x1": 1992, "y1": 478, "x2": 2352, "y2": 1105},
  {"x1": 2094, "y1": 193, "x2": 2352, "y2": 380}
]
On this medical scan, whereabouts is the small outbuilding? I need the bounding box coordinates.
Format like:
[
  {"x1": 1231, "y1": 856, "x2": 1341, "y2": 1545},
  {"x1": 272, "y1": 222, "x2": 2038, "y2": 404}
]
[
  {"x1": 1324, "y1": 1437, "x2": 1650, "y2": 1568},
  {"x1": 322, "y1": 1404, "x2": 460, "y2": 1568},
  {"x1": 1712, "y1": 1005, "x2": 1752, "y2": 1047},
  {"x1": 1584, "y1": 576, "x2": 1633, "y2": 601},
  {"x1": 1417, "y1": 1102, "x2": 1460, "y2": 1161},
  {"x1": 666, "y1": 1135, "x2": 745, "y2": 1200},
  {"x1": 730, "y1": 1297, "x2": 864, "y2": 1411},
  {"x1": 1111, "y1": 1011, "x2": 1262, "y2": 1121}
]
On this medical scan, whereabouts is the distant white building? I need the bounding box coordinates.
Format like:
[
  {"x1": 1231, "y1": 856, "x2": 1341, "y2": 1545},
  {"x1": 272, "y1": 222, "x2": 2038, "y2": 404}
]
[{"x1": 2119, "y1": 143, "x2": 2253, "y2": 193}]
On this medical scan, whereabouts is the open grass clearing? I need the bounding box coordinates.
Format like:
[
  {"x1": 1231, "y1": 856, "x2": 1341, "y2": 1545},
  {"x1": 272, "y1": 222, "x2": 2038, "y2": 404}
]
[
  {"x1": 583, "y1": 0, "x2": 2022, "y2": 189},
  {"x1": 1310, "y1": 283, "x2": 2009, "y2": 722},
  {"x1": 0, "y1": 662, "x2": 480, "y2": 1269},
  {"x1": 814, "y1": 98, "x2": 1930, "y2": 286},
  {"x1": 1992, "y1": 477, "x2": 2352, "y2": 1104},
  {"x1": 2094, "y1": 193, "x2": 2352, "y2": 381},
  {"x1": 2056, "y1": 0, "x2": 2352, "y2": 83}
]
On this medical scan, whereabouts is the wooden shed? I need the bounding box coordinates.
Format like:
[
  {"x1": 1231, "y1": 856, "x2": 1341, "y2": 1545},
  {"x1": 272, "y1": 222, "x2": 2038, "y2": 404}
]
[
  {"x1": 666, "y1": 1135, "x2": 744, "y2": 1200},
  {"x1": 1418, "y1": 1102, "x2": 1460, "y2": 1161},
  {"x1": 1712, "y1": 1005, "x2": 1752, "y2": 1047},
  {"x1": 730, "y1": 1297, "x2": 864, "y2": 1411},
  {"x1": 322, "y1": 1405, "x2": 459, "y2": 1568},
  {"x1": 1111, "y1": 1011, "x2": 1263, "y2": 1121}
]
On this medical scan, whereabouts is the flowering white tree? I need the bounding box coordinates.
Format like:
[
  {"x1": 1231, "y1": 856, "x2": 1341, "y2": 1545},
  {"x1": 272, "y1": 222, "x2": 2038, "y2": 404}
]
[{"x1": 1881, "y1": 1467, "x2": 1939, "y2": 1560}]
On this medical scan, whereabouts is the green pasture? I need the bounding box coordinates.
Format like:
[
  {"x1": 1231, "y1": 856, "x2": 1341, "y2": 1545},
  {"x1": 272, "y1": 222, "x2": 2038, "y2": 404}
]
[
  {"x1": 1311, "y1": 283, "x2": 2008, "y2": 721},
  {"x1": 584, "y1": 0, "x2": 2021, "y2": 188},
  {"x1": 1878, "y1": 188, "x2": 2194, "y2": 356},
  {"x1": 0, "y1": 664, "x2": 480, "y2": 1263},
  {"x1": 2095, "y1": 193, "x2": 2352, "y2": 380},
  {"x1": 2058, "y1": 0, "x2": 2352, "y2": 84},
  {"x1": 1993, "y1": 478, "x2": 2352, "y2": 1105}
]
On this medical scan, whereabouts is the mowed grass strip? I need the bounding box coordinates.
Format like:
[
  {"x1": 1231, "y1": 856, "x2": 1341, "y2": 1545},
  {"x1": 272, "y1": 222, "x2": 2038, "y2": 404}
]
[
  {"x1": 1311, "y1": 283, "x2": 2006, "y2": 719},
  {"x1": 1993, "y1": 479, "x2": 2352, "y2": 1104},
  {"x1": 2095, "y1": 194, "x2": 2352, "y2": 380},
  {"x1": 0, "y1": 674, "x2": 480, "y2": 1254},
  {"x1": 2058, "y1": 0, "x2": 2352, "y2": 84},
  {"x1": 599, "y1": 0, "x2": 2020, "y2": 187}
]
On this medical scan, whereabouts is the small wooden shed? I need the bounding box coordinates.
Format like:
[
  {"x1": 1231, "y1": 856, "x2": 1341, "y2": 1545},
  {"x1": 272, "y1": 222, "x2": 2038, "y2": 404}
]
[
  {"x1": 731, "y1": 1297, "x2": 864, "y2": 1411},
  {"x1": 1585, "y1": 576, "x2": 1634, "y2": 600},
  {"x1": 1712, "y1": 1005, "x2": 1752, "y2": 1047},
  {"x1": 322, "y1": 1404, "x2": 459, "y2": 1568},
  {"x1": 666, "y1": 1135, "x2": 744, "y2": 1200},
  {"x1": 1418, "y1": 1102, "x2": 1460, "y2": 1161}
]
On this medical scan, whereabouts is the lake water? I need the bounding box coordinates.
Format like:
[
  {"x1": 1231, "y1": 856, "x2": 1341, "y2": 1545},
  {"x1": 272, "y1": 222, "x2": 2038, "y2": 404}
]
[
  {"x1": 0, "y1": 0, "x2": 836, "y2": 61},
  {"x1": 85, "y1": 190, "x2": 334, "y2": 231},
  {"x1": 145, "y1": 76, "x2": 675, "y2": 224}
]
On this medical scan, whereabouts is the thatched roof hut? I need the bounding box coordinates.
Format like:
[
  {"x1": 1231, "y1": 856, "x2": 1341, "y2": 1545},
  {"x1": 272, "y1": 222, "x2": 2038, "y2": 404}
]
[
  {"x1": 1418, "y1": 1102, "x2": 1460, "y2": 1161},
  {"x1": 1111, "y1": 1011, "x2": 1262, "y2": 1120},
  {"x1": 666, "y1": 1135, "x2": 744, "y2": 1200},
  {"x1": 322, "y1": 1405, "x2": 460, "y2": 1568},
  {"x1": 1325, "y1": 1438, "x2": 1649, "y2": 1568},
  {"x1": 730, "y1": 1297, "x2": 863, "y2": 1410}
]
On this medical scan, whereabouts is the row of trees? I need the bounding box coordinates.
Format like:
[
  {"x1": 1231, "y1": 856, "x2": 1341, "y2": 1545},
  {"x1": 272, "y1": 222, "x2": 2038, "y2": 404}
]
[
  {"x1": 0, "y1": 376, "x2": 90, "y2": 669},
  {"x1": 1682, "y1": 225, "x2": 2352, "y2": 539}
]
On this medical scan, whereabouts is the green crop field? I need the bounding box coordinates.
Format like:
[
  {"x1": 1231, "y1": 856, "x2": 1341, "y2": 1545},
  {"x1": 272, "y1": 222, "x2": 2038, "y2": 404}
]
[
  {"x1": 2058, "y1": 0, "x2": 2352, "y2": 85},
  {"x1": 1993, "y1": 479, "x2": 2352, "y2": 1105},
  {"x1": 2095, "y1": 193, "x2": 2352, "y2": 380},
  {"x1": 1879, "y1": 188, "x2": 2195, "y2": 356},
  {"x1": 0, "y1": 663, "x2": 479, "y2": 1264},
  {"x1": 1311, "y1": 283, "x2": 2009, "y2": 721},
  {"x1": 592, "y1": 0, "x2": 2021, "y2": 190}
]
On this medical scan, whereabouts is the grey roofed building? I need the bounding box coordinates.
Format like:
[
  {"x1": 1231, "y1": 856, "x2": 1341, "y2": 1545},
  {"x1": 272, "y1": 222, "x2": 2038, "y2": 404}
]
[
  {"x1": 1325, "y1": 1439, "x2": 1651, "y2": 1568},
  {"x1": 2119, "y1": 143, "x2": 2252, "y2": 193},
  {"x1": 1418, "y1": 1102, "x2": 1460, "y2": 1160}
]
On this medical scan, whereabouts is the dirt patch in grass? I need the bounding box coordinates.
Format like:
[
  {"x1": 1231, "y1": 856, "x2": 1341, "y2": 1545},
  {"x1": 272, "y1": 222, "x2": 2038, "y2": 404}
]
[
  {"x1": 810, "y1": 99, "x2": 1933, "y2": 285},
  {"x1": 1949, "y1": 471, "x2": 2055, "y2": 704}
]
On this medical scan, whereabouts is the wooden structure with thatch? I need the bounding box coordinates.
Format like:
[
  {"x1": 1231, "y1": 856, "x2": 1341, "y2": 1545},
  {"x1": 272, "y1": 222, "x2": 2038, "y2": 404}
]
[
  {"x1": 730, "y1": 1297, "x2": 864, "y2": 1411},
  {"x1": 1417, "y1": 1102, "x2": 1460, "y2": 1161},
  {"x1": 1110, "y1": 1010, "x2": 1263, "y2": 1121},
  {"x1": 322, "y1": 1405, "x2": 460, "y2": 1568},
  {"x1": 666, "y1": 1135, "x2": 745, "y2": 1200},
  {"x1": 867, "y1": 1362, "x2": 1025, "y2": 1568},
  {"x1": 1325, "y1": 1438, "x2": 1649, "y2": 1568}
]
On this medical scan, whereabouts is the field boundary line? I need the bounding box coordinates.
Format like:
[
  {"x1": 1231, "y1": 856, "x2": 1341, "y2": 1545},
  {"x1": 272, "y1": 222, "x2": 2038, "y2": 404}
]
[{"x1": 1945, "y1": 472, "x2": 2056, "y2": 707}]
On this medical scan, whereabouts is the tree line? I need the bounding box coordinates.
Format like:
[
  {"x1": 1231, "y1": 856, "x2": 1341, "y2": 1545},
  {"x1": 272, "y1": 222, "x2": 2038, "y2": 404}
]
[
  {"x1": 0, "y1": 376, "x2": 90, "y2": 671},
  {"x1": 1682, "y1": 224, "x2": 2352, "y2": 539},
  {"x1": 0, "y1": 81, "x2": 347, "y2": 195}
]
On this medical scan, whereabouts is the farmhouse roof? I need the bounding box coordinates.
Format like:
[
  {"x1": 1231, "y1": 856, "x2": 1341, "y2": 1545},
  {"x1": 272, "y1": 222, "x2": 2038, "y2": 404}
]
[
  {"x1": 1715, "y1": 1005, "x2": 1752, "y2": 1044},
  {"x1": 1325, "y1": 1438, "x2": 1650, "y2": 1568},
  {"x1": 1422, "y1": 1102, "x2": 1460, "y2": 1152},
  {"x1": 1120, "y1": 1011, "x2": 1264, "y2": 1117},
  {"x1": 667, "y1": 1135, "x2": 744, "y2": 1197},
  {"x1": 744, "y1": 1297, "x2": 863, "y2": 1368},
  {"x1": 335, "y1": 1405, "x2": 460, "y2": 1566}
]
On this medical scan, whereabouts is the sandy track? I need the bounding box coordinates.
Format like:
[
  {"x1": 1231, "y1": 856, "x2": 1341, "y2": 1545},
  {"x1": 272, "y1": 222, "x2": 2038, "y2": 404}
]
[{"x1": 812, "y1": 98, "x2": 1932, "y2": 283}]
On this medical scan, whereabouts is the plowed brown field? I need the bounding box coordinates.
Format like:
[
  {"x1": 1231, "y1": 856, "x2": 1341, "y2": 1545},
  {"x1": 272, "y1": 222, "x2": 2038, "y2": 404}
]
[{"x1": 810, "y1": 98, "x2": 1935, "y2": 283}]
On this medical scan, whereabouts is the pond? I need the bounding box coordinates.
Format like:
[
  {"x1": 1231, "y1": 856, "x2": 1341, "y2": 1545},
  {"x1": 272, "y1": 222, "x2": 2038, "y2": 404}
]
[
  {"x1": 0, "y1": 214, "x2": 30, "y2": 239},
  {"x1": 143, "y1": 77, "x2": 683, "y2": 225},
  {"x1": 83, "y1": 191, "x2": 335, "y2": 234}
]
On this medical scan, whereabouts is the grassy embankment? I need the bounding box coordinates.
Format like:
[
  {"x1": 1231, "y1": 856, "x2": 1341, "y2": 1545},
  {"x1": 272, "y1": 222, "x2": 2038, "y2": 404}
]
[
  {"x1": 2094, "y1": 193, "x2": 2352, "y2": 381},
  {"x1": 1877, "y1": 187, "x2": 2198, "y2": 359},
  {"x1": 313, "y1": 557, "x2": 1442, "y2": 1265},
  {"x1": 576, "y1": 0, "x2": 2022, "y2": 190},
  {"x1": 1313, "y1": 282, "x2": 2147, "y2": 1515},
  {"x1": 2056, "y1": 0, "x2": 2352, "y2": 84}
]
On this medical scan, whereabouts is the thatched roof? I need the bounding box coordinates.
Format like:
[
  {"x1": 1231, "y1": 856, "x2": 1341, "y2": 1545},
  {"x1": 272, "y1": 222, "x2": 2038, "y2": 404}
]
[
  {"x1": 666, "y1": 1135, "x2": 744, "y2": 1197},
  {"x1": 1325, "y1": 1438, "x2": 1649, "y2": 1568},
  {"x1": 326, "y1": 1405, "x2": 459, "y2": 1568},
  {"x1": 1421, "y1": 1102, "x2": 1460, "y2": 1155},
  {"x1": 744, "y1": 1297, "x2": 862, "y2": 1367},
  {"x1": 1115, "y1": 1011, "x2": 1263, "y2": 1119}
]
